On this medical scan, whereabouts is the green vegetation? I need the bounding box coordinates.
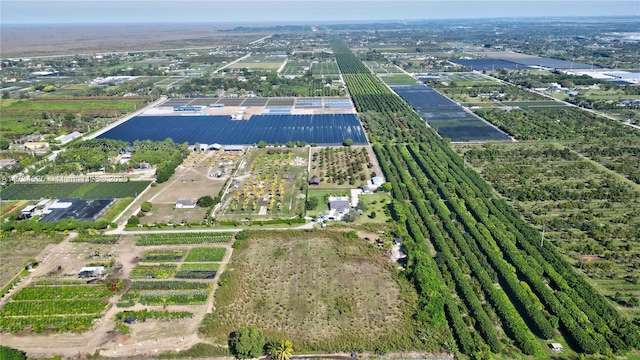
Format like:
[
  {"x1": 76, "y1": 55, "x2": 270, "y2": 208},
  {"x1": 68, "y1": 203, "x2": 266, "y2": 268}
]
[
  {"x1": 0, "y1": 280, "x2": 122, "y2": 333},
  {"x1": 141, "y1": 249, "x2": 185, "y2": 262},
  {"x1": 229, "y1": 325, "x2": 265, "y2": 359},
  {"x1": 129, "y1": 264, "x2": 177, "y2": 279},
  {"x1": 135, "y1": 232, "x2": 234, "y2": 245},
  {"x1": 380, "y1": 74, "x2": 419, "y2": 86},
  {"x1": 335, "y1": 41, "x2": 640, "y2": 357},
  {"x1": 120, "y1": 281, "x2": 211, "y2": 306},
  {"x1": 184, "y1": 247, "x2": 226, "y2": 262},
  {"x1": 0, "y1": 345, "x2": 26, "y2": 360},
  {"x1": 0, "y1": 97, "x2": 148, "y2": 140},
  {"x1": 224, "y1": 148, "x2": 307, "y2": 217},
  {"x1": 310, "y1": 147, "x2": 371, "y2": 187},
  {"x1": 0, "y1": 181, "x2": 151, "y2": 200},
  {"x1": 200, "y1": 230, "x2": 430, "y2": 352},
  {"x1": 457, "y1": 142, "x2": 640, "y2": 313},
  {"x1": 115, "y1": 309, "x2": 193, "y2": 322}
]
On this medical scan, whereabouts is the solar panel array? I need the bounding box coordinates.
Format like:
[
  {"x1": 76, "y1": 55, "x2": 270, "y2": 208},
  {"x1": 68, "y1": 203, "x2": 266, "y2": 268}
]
[
  {"x1": 98, "y1": 114, "x2": 368, "y2": 146},
  {"x1": 391, "y1": 85, "x2": 511, "y2": 142}
]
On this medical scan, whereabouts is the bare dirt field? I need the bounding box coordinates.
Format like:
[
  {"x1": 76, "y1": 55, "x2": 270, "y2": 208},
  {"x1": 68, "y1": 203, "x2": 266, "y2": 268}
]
[{"x1": 1, "y1": 24, "x2": 271, "y2": 57}]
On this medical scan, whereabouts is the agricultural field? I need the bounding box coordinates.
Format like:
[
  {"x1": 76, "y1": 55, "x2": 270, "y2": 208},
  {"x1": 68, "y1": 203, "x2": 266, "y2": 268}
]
[
  {"x1": 230, "y1": 55, "x2": 286, "y2": 71},
  {"x1": 0, "y1": 280, "x2": 123, "y2": 333},
  {"x1": 380, "y1": 74, "x2": 419, "y2": 86},
  {"x1": 279, "y1": 61, "x2": 309, "y2": 76},
  {"x1": 119, "y1": 281, "x2": 212, "y2": 306},
  {"x1": 0, "y1": 181, "x2": 151, "y2": 200},
  {"x1": 311, "y1": 61, "x2": 340, "y2": 75},
  {"x1": 0, "y1": 97, "x2": 149, "y2": 140},
  {"x1": 455, "y1": 141, "x2": 640, "y2": 314},
  {"x1": 185, "y1": 247, "x2": 226, "y2": 262},
  {"x1": 336, "y1": 41, "x2": 640, "y2": 357},
  {"x1": 130, "y1": 264, "x2": 177, "y2": 279},
  {"x1": 570, "y1": 138, "x2": 640, "y2": 184},
  {"x1": 309, "y1": 146, "x2": 375, "y2": 188},
  {"x1": 443, "y1": 72, "x2": 501, "y2": 86},
  {"x1": 135, "y1": 233, "x2": 234, "y2": 246},
  {"x1": 364, "y1": 61, "x2": 405, "y2": 74},
  {"x1": 474, "y1": 107, "x2": 640, "y2": 141},
  {"x1": 199, "y1": 230, "x2": 427, "y2": 352},
  {"x1": 220, "y1": 148, "x2": 308, "y2": 218}
]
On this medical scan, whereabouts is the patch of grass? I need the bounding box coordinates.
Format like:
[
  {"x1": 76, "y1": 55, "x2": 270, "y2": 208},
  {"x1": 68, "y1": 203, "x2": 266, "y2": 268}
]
[{"x1": 0, "y1": 234, "x2": 64, "y2": 290}]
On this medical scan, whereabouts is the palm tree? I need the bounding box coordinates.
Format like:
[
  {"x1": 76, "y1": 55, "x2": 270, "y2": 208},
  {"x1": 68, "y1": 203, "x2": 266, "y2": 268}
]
[{"x1": 266, "y1": 339, "x2": 293, "y2": 360}]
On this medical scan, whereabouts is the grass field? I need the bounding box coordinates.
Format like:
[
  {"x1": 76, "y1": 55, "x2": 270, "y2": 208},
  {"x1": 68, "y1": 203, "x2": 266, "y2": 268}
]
[
  {"x1": 380, "y1": 74, "x2": 419, "y2": 86},
  {"x1": 311, "y1": 61, "x2": 340, "y2": 75},
  {"x1": 199, "y1": 230, "x2": 427, "y2": 351},
  {"x1": 0, "y1": 234, "x2": 64, "y2": 291},
  {"x1": 231, "y1": 55, "x2": 286, "y2": 71},
  {"x1": 280, "y1": 61, "x2": 309, "y2": 76}
]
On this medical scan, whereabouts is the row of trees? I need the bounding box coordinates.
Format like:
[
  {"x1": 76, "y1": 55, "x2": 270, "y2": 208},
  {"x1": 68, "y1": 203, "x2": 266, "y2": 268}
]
[{"x1": 334, "y1": 40, "x2": 640, "y2": 356}]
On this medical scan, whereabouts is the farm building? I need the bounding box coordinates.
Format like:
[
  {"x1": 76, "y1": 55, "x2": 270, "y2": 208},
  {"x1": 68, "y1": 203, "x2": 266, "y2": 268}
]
[
  {"x1": 371, "y1": 176, "x2": 385, "y2": 188},
  {"x1": 224, "y1": 145, "x2": 244, "y2": 152},
  {"x1": 309, "y1": 177, "x2": 321, "y2": 185},
  {"x1": 55, "y1": 131, "x2": 82, "y2": 144},
  {"x1": 20, "y1": 205, "x2": 37, "y2": 219},
  {"x1": 175, "y1": 197, "x2": 197, "y2": 209}
]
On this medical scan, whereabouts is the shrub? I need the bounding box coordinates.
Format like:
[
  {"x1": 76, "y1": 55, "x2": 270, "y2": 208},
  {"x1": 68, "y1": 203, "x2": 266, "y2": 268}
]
[
  {"x1": 140, "y1": 202, "x2": 152, "y2": 212},
  {"x1": 229, "y1": 325, "x2": 265, "y2": 359}
]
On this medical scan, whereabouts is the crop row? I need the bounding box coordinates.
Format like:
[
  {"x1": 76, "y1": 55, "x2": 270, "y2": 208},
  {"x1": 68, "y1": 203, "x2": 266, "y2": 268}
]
[
  {"x1": 135, "y1": 232, "x2": 234, "y2": 245},
  {"x1": 0, "y1": 300, "x2": 107, "y2": 316},
  {"x1": 0, "y1": 315, "x2": 97, "y2": 333},
  {"x1": 185, "y1": 248, "x2": 226, "y2": 262},
  {"x1": 130, "y1": 264, "x2": 176, "y2": 279},
  {"x1": 12, "y1": 284, "x2": 117, "y2": 301},
  {"x1": 130, "y1": 280, "x2": 212, "y2": 291},
  {"x1": 335, "y1": 41, "x2": 639, "y2": 356},
  {"x1": 141, "y1": 249, "x2": 185, "y2": 262},
  {"x1": 122, "y1": 289, "x2": 210, "y2": 306},
  {"x1": 116, "y1": 309, "x2": 193, "y2": 322}
]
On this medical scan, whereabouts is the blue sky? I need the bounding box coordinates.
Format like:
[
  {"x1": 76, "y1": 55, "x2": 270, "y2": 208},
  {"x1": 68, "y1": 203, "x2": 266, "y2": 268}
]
[{"x1": 2, "y1": 1, "x2": 638, "y2": 24}]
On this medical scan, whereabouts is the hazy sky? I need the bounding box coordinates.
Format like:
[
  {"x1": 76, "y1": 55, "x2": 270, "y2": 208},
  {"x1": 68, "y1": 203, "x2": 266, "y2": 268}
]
[{"x1": 2, "y1": 0, "x2": 638, "y2": 24}]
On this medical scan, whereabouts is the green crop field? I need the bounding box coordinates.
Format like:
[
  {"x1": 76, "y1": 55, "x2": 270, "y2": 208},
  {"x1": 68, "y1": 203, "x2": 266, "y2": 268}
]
[
  {"x1": 184, "y1": 247, "x2": 226, "y2": 262},
  {"x1": 0, "y1": 280, "x2": 121, "y2": 333},
  {"x1": 311, "y1": 61, "x2": 340, "y2": 75},
  {"x1": 135, "y1": 232, "x2": 234, "y2": 246},
  {"x1": 380, "y1": 74, "x2": 419, "y2": 86},
  {"x1": 119, "y1": 281, "x2": 211, "y2": 306},
  {"x1": 0, "y1": 182, "x2": 151, "y2": 200}
]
